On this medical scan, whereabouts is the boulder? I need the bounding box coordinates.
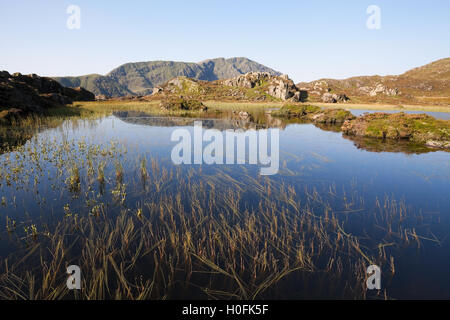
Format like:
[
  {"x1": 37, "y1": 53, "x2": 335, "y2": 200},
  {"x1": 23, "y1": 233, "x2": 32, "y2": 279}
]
[
  {"x1": 95, "y1": 94, "x2": 108, "y2": 101},
  {"x1": 152, "y1": 87, "x2": 163, "y2": 95},
  {"x1": 321, "y1": 93, "x2": 349, "y2": 103}
]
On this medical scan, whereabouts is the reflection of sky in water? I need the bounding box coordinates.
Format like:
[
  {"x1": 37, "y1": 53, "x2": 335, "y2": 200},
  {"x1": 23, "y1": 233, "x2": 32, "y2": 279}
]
[
  {"x1": 1, "y1": 114, "x2": 450, "y2": 298},
  {"x1": 40, "y1": 115, "x2": 449, "y2": 212},
  {"x1": 24, "y1": 115, "x2": 449, "y2": 213}
]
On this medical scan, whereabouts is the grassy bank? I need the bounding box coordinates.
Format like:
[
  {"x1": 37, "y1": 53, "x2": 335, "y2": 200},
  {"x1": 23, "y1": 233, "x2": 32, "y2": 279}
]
[{"x1": 309, "y1": 102, "x2": 450, "y2": 113}]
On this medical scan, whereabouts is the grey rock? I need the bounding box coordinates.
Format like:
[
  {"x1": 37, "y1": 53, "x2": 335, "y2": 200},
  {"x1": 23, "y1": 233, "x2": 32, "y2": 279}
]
[{"x1": 223, "y1": 72, "x2": 302, "y2": 101}]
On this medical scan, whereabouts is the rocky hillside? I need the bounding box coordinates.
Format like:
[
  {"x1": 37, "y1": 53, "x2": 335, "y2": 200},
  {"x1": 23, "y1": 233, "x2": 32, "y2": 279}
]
[
  {"x1": 297, "y1": 58, "x2": 450, "y2": 106},
  {"x1": 54, "y1": 57, "x2": 281, "y2": 98},
  {"x1": 150, "y1": 72, "x2": 305, "y2": 102},
  {"x1": 0, "y1": 71, "x2": 94, "y2": 121}
]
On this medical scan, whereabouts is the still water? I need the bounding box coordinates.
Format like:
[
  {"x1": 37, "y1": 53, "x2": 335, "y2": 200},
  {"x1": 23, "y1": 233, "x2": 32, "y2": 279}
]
[{"x1": 0, "y1": 111, "x2": 449, "y2": 299}]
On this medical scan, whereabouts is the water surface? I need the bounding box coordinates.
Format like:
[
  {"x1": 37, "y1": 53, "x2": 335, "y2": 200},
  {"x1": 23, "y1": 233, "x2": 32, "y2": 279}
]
[{"x1": 0, "y1": 111, "x2": 449, "y2": 299}]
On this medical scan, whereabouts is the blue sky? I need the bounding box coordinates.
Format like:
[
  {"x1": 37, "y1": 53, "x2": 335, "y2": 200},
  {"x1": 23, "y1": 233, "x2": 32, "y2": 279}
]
[{"x1": 0, "y1": 0, "x2": 449, "y2": 82}]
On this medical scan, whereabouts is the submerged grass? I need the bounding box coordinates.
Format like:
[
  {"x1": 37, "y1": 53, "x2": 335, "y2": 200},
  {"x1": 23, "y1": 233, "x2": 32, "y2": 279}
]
[
  {"x1": 0, "y1": 102, "x2": 446, "y2": 299},
  {"x1": 0, "y1": 130, "x2": 442, "y2": 300}
]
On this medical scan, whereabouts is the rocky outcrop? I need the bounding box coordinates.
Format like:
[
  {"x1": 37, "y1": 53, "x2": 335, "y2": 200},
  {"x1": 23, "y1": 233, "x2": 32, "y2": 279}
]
[
  {"x1": 223, "y1": 72, "x2": 304, "y2": 102},
  {"x1": 0, "y1": 71, "x2": 95, "y2": 121},
  {"x1": 1, "y1": 71, "x2": 49, "y2": 114},
  {"x1": 341, "y1": 112, "x2": 449, "y2": 149},
  {"x1": 165, "y1": 77, "x2": 205, "y2": 95},
  {"x1": 367, "y1": 84, "x2": 399, "y2": 97},
  {"x1": 223, "y1": 72, "x2": 269, "y2": 88},
  {"x1": 9, "y1": 72, "x2": 94, "y2": 101},
  {"x1": 321, "y1": 93, "x2": 350, "y2": 103}
]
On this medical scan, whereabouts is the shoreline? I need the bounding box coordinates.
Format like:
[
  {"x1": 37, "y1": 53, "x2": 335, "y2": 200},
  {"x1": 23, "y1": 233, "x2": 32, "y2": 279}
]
[
  {"x1": 308, "y1": 102, "x2": 450, "y2": 113},
  {"x1": 202, "y1": 100, "x2": 450, "y2": 113}
]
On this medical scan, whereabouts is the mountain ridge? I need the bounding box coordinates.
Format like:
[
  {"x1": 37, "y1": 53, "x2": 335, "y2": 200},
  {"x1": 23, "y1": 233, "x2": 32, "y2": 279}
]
[
  {"x1": 297, "y1": 58, "x2": 450, "y2": 105},
  {"x1": 54, "y1": 57, "x2": 281, "y2": 97}
]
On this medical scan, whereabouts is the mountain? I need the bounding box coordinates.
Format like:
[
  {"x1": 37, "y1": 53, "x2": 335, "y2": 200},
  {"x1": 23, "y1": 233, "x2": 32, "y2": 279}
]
[
  {"x1": 53, "y1": 57, "x2": 281, "y2": 97},
  {"x1": 297, "y1": 58, "x2": 450, "y2": 105}
]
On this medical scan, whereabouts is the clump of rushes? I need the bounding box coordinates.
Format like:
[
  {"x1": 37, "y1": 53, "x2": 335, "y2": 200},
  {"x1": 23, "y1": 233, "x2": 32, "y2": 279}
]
[
  {"x1": 67, "y1": 165, "x2": 80, "y2": 192},
  {"x1": 90, "y1": 204, "x2": 102, "y2": 217},
  {"x1": 63, "y1": 204, "x2": 72, "y2": 217},
  {"x1": 24, "y1": 224, "x2": 38, "y2": 240},
  {"x1": 140, "y1": 157, "x2": 147, "y2": 179},
  {"x1": 115, "y1": 161, "x2": 123, "y2": 183},
  {"x1": 97, "y1": 161, "x2": 106, "y2": 184},
  {"x1": 111, "y1": 183, "x2": 127, "y2": 205},
  {"x1": 6, "y1": 217, "x2": 16, "y2": 233}
]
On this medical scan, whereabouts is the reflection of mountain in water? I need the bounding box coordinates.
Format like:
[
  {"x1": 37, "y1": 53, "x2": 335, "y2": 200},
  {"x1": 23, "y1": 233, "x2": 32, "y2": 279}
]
[
  {"x1": 113, "y1": 111, "x2": 287, "y2": 131},
  {"x1": 2, "y1": 111, "x2": 446, "y2": 156},
  {"x1": 114, "y1": 111, "x2": 448, "y2": 155}
]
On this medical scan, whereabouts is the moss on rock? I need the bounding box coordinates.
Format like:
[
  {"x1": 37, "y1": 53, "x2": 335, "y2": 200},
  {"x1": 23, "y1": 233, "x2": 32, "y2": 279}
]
[
  {"x1": 341, "y1": 112, "x2": 450, "y2": 148},
  {"x1": 159, "y1": 97, "x2": 207, "y2": 111},
  {"x1": 273, "y1": 104, "x2": 355, "y2": 124}
]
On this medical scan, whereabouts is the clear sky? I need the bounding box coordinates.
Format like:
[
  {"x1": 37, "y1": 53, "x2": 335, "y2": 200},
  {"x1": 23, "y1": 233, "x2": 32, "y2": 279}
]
[{"x1": 0, "y1": 0, "x2": 449, "y2": 82}]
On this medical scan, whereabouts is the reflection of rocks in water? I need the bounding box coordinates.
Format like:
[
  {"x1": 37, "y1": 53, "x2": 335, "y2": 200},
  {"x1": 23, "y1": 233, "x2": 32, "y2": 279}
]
[
  {"x1": 342, "y1": 135, "x2": 446, "y2": 154},
  {"x1": 113, "y1": 111, "x2": 287, "y2": 131},
  {"x1": 0, "y1": 129, "x2": 33, "y2": 154},
  {"x1": 313, "y1": 123, "x2": 342, "y2": 133}
]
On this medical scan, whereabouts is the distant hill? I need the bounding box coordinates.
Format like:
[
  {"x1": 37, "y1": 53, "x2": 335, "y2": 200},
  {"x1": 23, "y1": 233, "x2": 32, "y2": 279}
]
[
  {"x1": 401, "y1": 58, "x2": 450, "y2": 81},
  {"x1": 54, "y1": 57, "x2": 281, "y2": 97},
  {"x1": 297, "y1": 58, "x2": 450, "y2": 106}
]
